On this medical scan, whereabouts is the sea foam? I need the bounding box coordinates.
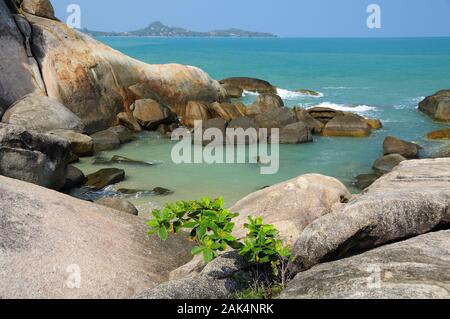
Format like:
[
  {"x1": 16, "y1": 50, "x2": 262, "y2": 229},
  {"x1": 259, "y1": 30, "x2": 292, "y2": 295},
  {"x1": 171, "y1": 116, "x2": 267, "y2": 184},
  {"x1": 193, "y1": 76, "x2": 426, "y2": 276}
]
[
  {"x1": 277, "y1": 88, "x2": 324, "y2": 99},
  {"x1": 310, "y1": 102, "x2": 378, "y2": 114}
]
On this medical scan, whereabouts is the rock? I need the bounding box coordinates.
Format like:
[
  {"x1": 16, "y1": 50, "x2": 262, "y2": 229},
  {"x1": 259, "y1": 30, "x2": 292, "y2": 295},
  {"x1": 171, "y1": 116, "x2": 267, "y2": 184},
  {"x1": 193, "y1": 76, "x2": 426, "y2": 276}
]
[
  {"x1": 169, "y1": 255, "x2": 206, "y2": 280},
  {"x1": 307, "y1": 107, "x2": 345, "y2": 124},
  {"x1": 293, "y1": 107, "x2": 324, "y2": 134},
  {"x1": 2, "y1": 94, "x2": 85, "y2": 133},
  {"x1": 107, "y1": 125, "x2": 136, "y2": 144},
  {"x1": 219, "y1": 77, "x2": 276, "y2": 94},
  {"x1": 364, "y1": 118, "x2": 383, "y2": 130},
  {"x1": 152, "y1": 187, "x2": 174, "y2": 196},
  {"x1": 131, "y1": 99, "x2": 177, "y2": 130},
  {"x1": 116, "y1": 112, "x2": 142, "y2": 132},
  {"x1": 254, "y1": 107, "x2": 296, "y2": 130},
  {"x1": 383, "y1": 136, "x2": 421, "y2": 159},
  {"x1": 419, "y1": 90, "x2": 450, "y2": 122},
  {"x1": 354, "y1": 173, "x2": 381, "y2": 190},
  {"x1": 0, "y1": 0, "x2": 43, "y2": 118},
  {"x1": 210, "y1": 102, "x2": 246, "y2": 122},
  {"x1": 427, "y1": 128, "x2": 450, "y2": 140},
  {"x1": 221, "y1": 84, "x2": 243, "y2": 99},
  {"x1": 62, "y1": 165, "x2": 86, "y2": 190},
  {"x1": 20, "y1": 0, "x2": 56, "y2": 19},
  {"x1": 247, "y1": 93, "x2": 284, "y2": 116},
  {"x1": 0, "y1": 123, "x2": 70, "y2": 190},
  {"x1": 230, "y1": 174, "x2": 352, "y2": 245},
  {"x1": 193, "y1": 118, "x2": 227, "y2": 146},
  {"x1": 68, "y1": 152, "x2": 79, "y2": 164},
  {"x1": 91, "y1": 130, "x2": 121, "y2": 153},
  {"x1": 0, "y1": 175, "x2": 193, "y2": 298},
  {"x1": 282, "y1": 230, "x2": 450, "y2": 299},
  {"x1": 94, "y1": 155, "x2": 155, "y2": 166},
  {"x1": 228, "y1": 117, "x2": 258, "y2": 130},
  {"x1": 290, "y1": 158, "x2": 450, "y2": 273},
  {"x1": 280, "y1": 122, "x2": 313, "y2": 144},
  {"x1": 296, "y1": 89, "x2": 321, "y2": 97},
  {"x1": 48, "y1": 129, "x2": 93, "y2": 157},
  {"x1": 372, "y1": 154, "x2": 407, "y2": 174},
  {"x1": 136, "y1": 251, "x2": 252, "y2": 299},
  {"x1": 24, "y1": 12, "x2": 226, "y2": 133},
  {"x1": 84, "y1": 168, "x2": 125, "y2": 191},
  {"x1": 94, "y1": 197, "x2": 139, "y2": 216},
  {"x1": 429, "y1": 144, "x2": 450, "y2": 158},
  {"x1": 183, "y1": 101, "x2": 212, "y2": 127},
  {"x1": 323, "y1": 114, "x2": 372, "y2": 137},
  {"x1": 227, "y1": 117, "x2": 259, "y2": 145}
]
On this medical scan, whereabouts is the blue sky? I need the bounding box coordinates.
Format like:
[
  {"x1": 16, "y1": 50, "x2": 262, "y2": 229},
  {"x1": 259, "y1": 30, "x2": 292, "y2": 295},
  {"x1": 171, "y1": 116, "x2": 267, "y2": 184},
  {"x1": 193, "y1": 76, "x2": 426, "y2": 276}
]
[{"x1": 51, "y1": 0, "x2": 450, "y2": 37}]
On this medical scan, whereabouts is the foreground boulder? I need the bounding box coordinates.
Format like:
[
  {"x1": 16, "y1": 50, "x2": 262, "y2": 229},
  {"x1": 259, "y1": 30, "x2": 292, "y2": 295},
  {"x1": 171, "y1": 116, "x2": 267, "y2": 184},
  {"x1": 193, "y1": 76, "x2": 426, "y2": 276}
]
[
  {"x1": 230, "y1": 174, "x2": 352, "y2": 245},
  {"x1": 282, "y1": 230, "x2": 450, "y2": 299},
  {"x1": 0, "y1": 124, "x2": 70, "y2": 190},
  {"x1": 419, "y1": 90, "x2": 450, "y2": 123},
  {"x1": 219, "y1": 77, "x2": 276, "y2": 94},
  {"x1": 383, "y1": 136, "x2": 421, "y2": 159},
  {"x1": 323, "y1": 114, "x2": 371, "y2": 137},
  {"x1": 290, "y1": 158, "x2": 450, "y2": 272},
  {"x1": 0, "y1": 175, "x2": 193, "y2": 298}
]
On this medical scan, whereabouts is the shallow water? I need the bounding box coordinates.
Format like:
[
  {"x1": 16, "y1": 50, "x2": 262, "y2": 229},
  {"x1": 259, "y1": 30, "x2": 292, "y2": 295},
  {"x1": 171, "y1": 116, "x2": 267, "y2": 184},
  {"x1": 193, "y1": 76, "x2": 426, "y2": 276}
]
[{"x1": 76, "y1": 37, "x2": 450, "y2": 214}]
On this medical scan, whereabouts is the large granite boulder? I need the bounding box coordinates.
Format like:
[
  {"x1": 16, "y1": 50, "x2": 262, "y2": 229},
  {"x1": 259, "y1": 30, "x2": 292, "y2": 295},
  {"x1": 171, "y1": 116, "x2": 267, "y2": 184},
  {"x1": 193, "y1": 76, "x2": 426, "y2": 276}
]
[
  {"x1": 20, "y1": 0, "x2": 56, "y2": 19},
  {"x1": 210, "y1": 102, "x2": 246, "y2": 122},
  {"x1": 282, "y1": 230, "x2": 450, "y2": 299},
  {"x1": 293, "y1": 107, "x2": 324, "y2": 134},
  {"x1": 383, "y1": 136, "x2": 421, "y2": 159},
  {"x1": 90, "y1": 130, "x2": 121, "y2": 153},
  {"x1": 0, "y1": 175, "x2": 193, "y2": 298},
  {"x1": 0, "y1": 1, "x2": 44, "y2": 117},
  {"x1": 419, "y1": 90, "x2": 450, "y2": 123},
  {"x1": 131, "y1": 99, "x2": 177, "y2": 130},
  {"x1": 0, "y1": 124, "x2": 70, "y2": 190},
  {"x1": 290, "y1": 158, "x2": 450, "y2": 273},
  {"x1": 247, "y1": 93, "x2": 283, "y2": 116},
  {"x1": 84, "y1": 168, "x2": 125, "y2": 191},
  {"x1": 254, "y1": 107, "x2": 296, "y2": 130},
  {"x1": 116, "y1": 112, "x2": 142, "y2": 132},
  {"x1": 183, "y1": 101, "x2": 212, "y2": 127},
  {"x1": 280, "y1": 122, "x2": 313, "y2": 144},
  {"x1": 372, "y1": 154, "x2": 407, "y2": 174},
  {"x1": 94, "y1": 197, "x2": 139, "y2": 216},
  {"x1": 323, "y1": 114, "x2": 372, "y2": 137},
  {"x1": 221, "y1": 83, "x2": 243, "y2": 99},
  {"x1": 230, "y1": 174, "x2": 352, "y2": 245},
  {"x1": 2, "y1": 94, "x2": 85, "y2": 133},
  {"x1": 219, "y1": 77, "x2": 276, "y2": 94},
  {"x1": 307, "y1": 107, "x2": 345, "y2": 124},
  {"x1": 48, "y1": 130, "x2": 93, "y2": 157}
]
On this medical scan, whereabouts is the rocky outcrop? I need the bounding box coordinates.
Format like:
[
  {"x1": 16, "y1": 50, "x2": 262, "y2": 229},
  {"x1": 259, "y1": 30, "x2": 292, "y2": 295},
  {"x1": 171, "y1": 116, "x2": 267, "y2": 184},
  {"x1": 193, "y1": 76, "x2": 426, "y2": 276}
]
[
  {"x1": 219, "y1": 77, "x2": 276, "y2": 94},
  {"x1": 20, "y1": 0, "x2": 56, "y2": 20},
  {"x1": 0, "y1": 124, "x2": 70, "y2": 190},
  {"x1": 293, "y1": 107, "x2": 324, "y2": 134},
  {"x1": 131, "y1": 99, "x2": 177, "y2": 130},
  {"x1": 383, "y1": 136, "x2": 421, "y2": 159},
  {"x1": 247, "y1": 93, "x2": 283, "y2": 117},
  {"x1": 62, "y1": 165, "x2": 86, "y2": 190},
  {"x1": 91, "y1": 130, "x2": 121, "y2": 153},
  {"x1": 183, "y1": 101, "x2": 212, "y2": 127},
  {"x1": 282, "y1": 230, "x2": 450, "y2": 299},
  {"x1": 2, "y1": 94, "x2": 85, "y2": 133},
  {"x1": 279, "y1": 122, "x2": 313, "y2": 144},
  {"x1": 48, "y1": 130, "x2": 94, "y2": 157},
  {"x1": 230, "y1": 174, "x2": 352, "y2": 245},
  {"x1": 116, "y1": 112, "x2": 142, "y2": 132},
  {"x1": 193, "y1": 118, "x2": 227, "y2": 146},
  {"x1": 372, "y1": 154, "x2": 406, "y2": 174},
  {"x1": 419, "y1": 90, "x2": 450, "y2": 123},
  {"x1": 210, "y1": 102, "x2": 246, "y2": 122},
  {"x1": 307, "y1": 107, "x2": 344, "y2": 124},
  {"x1": 290, "y1": 158, "x2": 450, "y2": 273},
  {"x1": 254, "y1": 107, "x2": 296, "y2": 130},
  {"x1": 221, "y1": 84, "x2": 243, "y2": 99},
  {"x1": 0, "y1": 175, "x2": 193, "y2": 298},
  {"x1": 323, "y1": 114, "x2": 372, "y2": 137},
  {"x1": 94, "y1": 197, "x2": 139, "y2": 216}
]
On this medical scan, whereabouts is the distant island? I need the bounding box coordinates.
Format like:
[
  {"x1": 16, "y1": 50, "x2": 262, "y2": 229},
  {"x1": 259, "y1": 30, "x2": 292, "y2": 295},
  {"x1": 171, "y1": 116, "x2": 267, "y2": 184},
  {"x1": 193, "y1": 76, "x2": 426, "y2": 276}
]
[{"x1": 78, "y1": 21, "x2": 277, "y2": 38}]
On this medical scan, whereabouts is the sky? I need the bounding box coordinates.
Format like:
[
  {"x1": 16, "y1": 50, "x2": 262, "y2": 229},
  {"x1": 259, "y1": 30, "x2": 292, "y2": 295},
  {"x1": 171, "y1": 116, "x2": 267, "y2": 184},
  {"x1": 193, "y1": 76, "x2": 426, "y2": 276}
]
[{"x1": 51, "y1": 0, "x2": 450, "y2": 37}]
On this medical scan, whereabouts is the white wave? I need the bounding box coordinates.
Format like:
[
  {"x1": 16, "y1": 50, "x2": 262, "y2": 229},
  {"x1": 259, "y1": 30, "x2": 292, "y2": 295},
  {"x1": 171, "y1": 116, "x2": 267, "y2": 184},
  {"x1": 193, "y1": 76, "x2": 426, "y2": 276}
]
[
  {"x1": 309, "y1": 102, "x2": 378, "y2": 114},
  {"x1": 277, "y1": 88, "x2": 324, "y2": 99},
  {"x1": 242, "y1": 90, "x2": 259, "y2": 96}
]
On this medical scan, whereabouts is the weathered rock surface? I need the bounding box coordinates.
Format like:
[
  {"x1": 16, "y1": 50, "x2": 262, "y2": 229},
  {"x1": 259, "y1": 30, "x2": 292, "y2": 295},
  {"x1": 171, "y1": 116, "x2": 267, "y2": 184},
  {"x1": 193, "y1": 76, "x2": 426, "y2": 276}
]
[
  {"x1": 0, "y1": 124, "x2": 70, "y2": 189},
  {"x1": 131, "y1": 99, "x2": 176, "y2": 130},
  {"x1": 0, "y1": 175, "x2": 193, "y2": 298},
  {"x1": 221, "y1": 83, "x2": 243, "y2": 99},
  {"x1": 62, "y1": 165, "x2": 85, "y2": 190},
  {"x1": 282, "y1": 230, "x2": 450, "y2": 299},
  {"x1": 279, "y1": 122, "x2": 313, "y2": 144},
  {"x1": 107, "y1": 125, "x2": 136, "y2": 144},
  {"x1": 293, "y1": 107, "x2": 324, "y2": 134},
  {"x1": 116, "y1": 112, "x2": 142, "y2": 132},
  {"x1": 94, "y1": 197, "x2": 139, "y2": 216},
  {"x1": 219, "y1": 77, "x2": 276, "y2": 94},
  {"x1": 193, "y1": 118, "x2": 227, "y2": 145},
  {"x1": 419, "y1": 90, "x2": 450, "y2": 123},
  {"x1": 290, "y1": 158, "x2": 450, "y2": 272},
  {"x1": 427, "y1": 128, "x2": 450, "y2": 140},
  {"x1": 354, "y1": 173, "x2": 381, "y2": 190},
  {"x1": 364, "y1": 118, "x2": 383, "y2": 130},
  {"x1": 383, "y1": 136, "x2": 421, "y2": 159},
  {"x1": 84, "y1": 168, "x2": 125, "y2": 191},
  {"x1": 2, "y1": 94, "x2": 84, "y2": 133},
  {"x1": 307, "y1": 107, "x2": 344, "y2": 124},
  {"x1": 183, "y1": 101, "x2": 212, "y2": 127},
  {"x1": 323, "y1": 114, "x2": 371, "y2": 137},
  {"x1": 372, "y1": 154, "x2": 407, "y2": 174},
  {"x1": 254, "y1": 107, "x2": 296, "y2": 130},
  {"x1": 91, "y1": 130, "x2": 121, "y2": 153},
  {"x1": 247, "y1": 93, "x2": 283, "y2": 116},
  {"x1": 20, "y1": 0, "x2": 56, "y2": 20},
  {"x1": 210, "y1": 102, "x2": 246, "y2": 122},
  {"x1": 48, "y1": 129, "x2": 93, "y2": 157},
  {"x1": 230, "y1": 174, "x2": 352, "y2": 245}
]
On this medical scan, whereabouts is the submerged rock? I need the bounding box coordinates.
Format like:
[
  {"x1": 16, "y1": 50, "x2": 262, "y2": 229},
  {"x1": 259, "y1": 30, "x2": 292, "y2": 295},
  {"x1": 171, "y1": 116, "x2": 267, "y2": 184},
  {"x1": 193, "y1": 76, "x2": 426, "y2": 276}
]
[
  {"x1": 296, "y1": 89, "x2": 321, "y2": 97},
  {"x1": 84, "y1": 168, "x2": 125, "y2": 191},
  {"x1": 323, "y1": 114, "x2": 371, "y2": 137},
  {"x1": 427, "y1": 128, "x2": 450, "y2": 140},
  {"x1": 290, "y1": 158, "x2": 450, "y2": 273},
  {"x1": 93, "y1": 155, "x2": 156, "y2": 166},
  {"x1": 282, "y1": 230, "x2": 450, "y2": 299},
  {"x1": 354, "y1": 172, "x2": 381, "y2": 190},
  {"x1": 0, "y1": 123, "x2": 70, "y2": 190},
  {"x1": 220, "y1": 77, "x2": 276, "y2": 94},
  {"x1": 383, "y1": 136, "x2": 421, "y2": 159},
  {"x1": 419, "y1": 90, "x2": 450, "y2": 123},
  {"x1": 94, "y1": 197, "x2": 139, "y2": 216},
  {"x1": 117, "y1": 187, "x2": 174, "y2": 196},
  {"x1": 0, "y1": 175, "x2": 193, "y2": 298}
]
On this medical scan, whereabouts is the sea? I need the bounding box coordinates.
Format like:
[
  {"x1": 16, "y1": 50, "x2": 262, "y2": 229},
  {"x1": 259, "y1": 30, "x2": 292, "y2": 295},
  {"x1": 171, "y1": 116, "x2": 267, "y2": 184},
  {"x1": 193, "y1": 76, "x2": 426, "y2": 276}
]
[{"x1": 75, "y1": 37, "x2": 450, "y2": 214}]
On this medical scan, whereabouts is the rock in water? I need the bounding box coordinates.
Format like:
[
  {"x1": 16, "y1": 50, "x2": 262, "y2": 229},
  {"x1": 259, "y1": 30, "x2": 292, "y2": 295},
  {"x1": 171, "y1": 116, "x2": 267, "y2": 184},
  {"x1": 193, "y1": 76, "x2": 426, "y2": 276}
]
[
  {"x1": 221, "y1": 84, "x2": 243, "y2": 99},
  {"x1": 290, "y1": 158, "x2": 450, "y2": 273},
  {"x1": 282, "y1": 230, "x2": 450, "y2": 299},
  {"x1": 0, "y1": 175, "x2": 193, "y2": 298},
  {"x1": 117, "y1": 112, "x2": 142, "y2": 132},
  {"x1": 307, "y1": 107, "x2": 345, "y2": 124},
  {"x1": 107, "y1": 125, "x2": 136, "y2": 143},
  {"x1": 383, "y1": 136, "x2": 421, "y2": 159},
  {"x1": 62, "y1": 165, "x2": 86, "y2": 190},
  {"x1": 427, "y1": 128, "x2": 450, "y2": 140},
  {"x1": 0, "y1": 123, "x2": 70, "y2": 190},
  {"x1": 280, "y1": 122, "x2": 313, "y2": 144},
  {"x1": 372, "y1": 154, "x2": 407, "y2": 174},
  {"x1": 84, "y1": 168, "x2": 125, "y2": 190},
  {"x1": 254, "y1": 107, "x2": 296, "y2": 130},
  {"x1": 323, "y1": 114, "x2": 372, "y2": 137},
  {"x1": 91, "y1": 130, "x2": 121, "y2": 153},
  {"x1": 230, "y1": 174, "x2": 352, "y2": 245},
  {"x1": 247, "y1": 93, "x2": 284, "y2": 116},
  {"x1": 219, "y1": 77, "x2": 276, "y2": 94},
  {"x1": 94, "y1": 197, "x2": 139, "y2": 216},
  {"x1": 48, "y1": 130, "x2": 94, "y2": 157},
  {"x1": 210, "y1": 102, "x2": 246, "y2": 121},
  {"x1": 419, "y1": 90, "x2": 450, "y2": 123},
  {"x1": 131, "y1": 99, "x2": 177, "y2": 130},
  {"x1": 293, "y1": 107, "x2": 324, "y2": 134},
  {"x1": 183, "y1": 101, "x2": 212, "y2": 127}
]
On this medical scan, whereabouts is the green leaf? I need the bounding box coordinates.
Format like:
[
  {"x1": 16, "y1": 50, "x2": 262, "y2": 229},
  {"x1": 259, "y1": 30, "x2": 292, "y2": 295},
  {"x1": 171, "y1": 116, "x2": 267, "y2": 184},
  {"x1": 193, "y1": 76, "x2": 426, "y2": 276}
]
[
  {"x1": 191, "y1": 246, "x2": 206, "y2": 256},
  {"x1": 158, "y1": 226, "x2": 168, "y2": 241}
]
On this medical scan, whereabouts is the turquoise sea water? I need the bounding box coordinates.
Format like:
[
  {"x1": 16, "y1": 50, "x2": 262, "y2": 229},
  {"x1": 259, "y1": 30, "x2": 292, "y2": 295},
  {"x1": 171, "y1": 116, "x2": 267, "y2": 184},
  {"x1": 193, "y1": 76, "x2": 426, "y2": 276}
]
[{"x1": 76, "y1": 37, "x2": 450, "y2": 213}]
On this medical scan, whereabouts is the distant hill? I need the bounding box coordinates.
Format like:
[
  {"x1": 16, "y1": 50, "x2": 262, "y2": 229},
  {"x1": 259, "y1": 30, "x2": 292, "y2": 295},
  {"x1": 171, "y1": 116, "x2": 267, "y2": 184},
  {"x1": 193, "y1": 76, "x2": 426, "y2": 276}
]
[{"x1": 79, "y1": 21, "x2": 277, "y2": 38}]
